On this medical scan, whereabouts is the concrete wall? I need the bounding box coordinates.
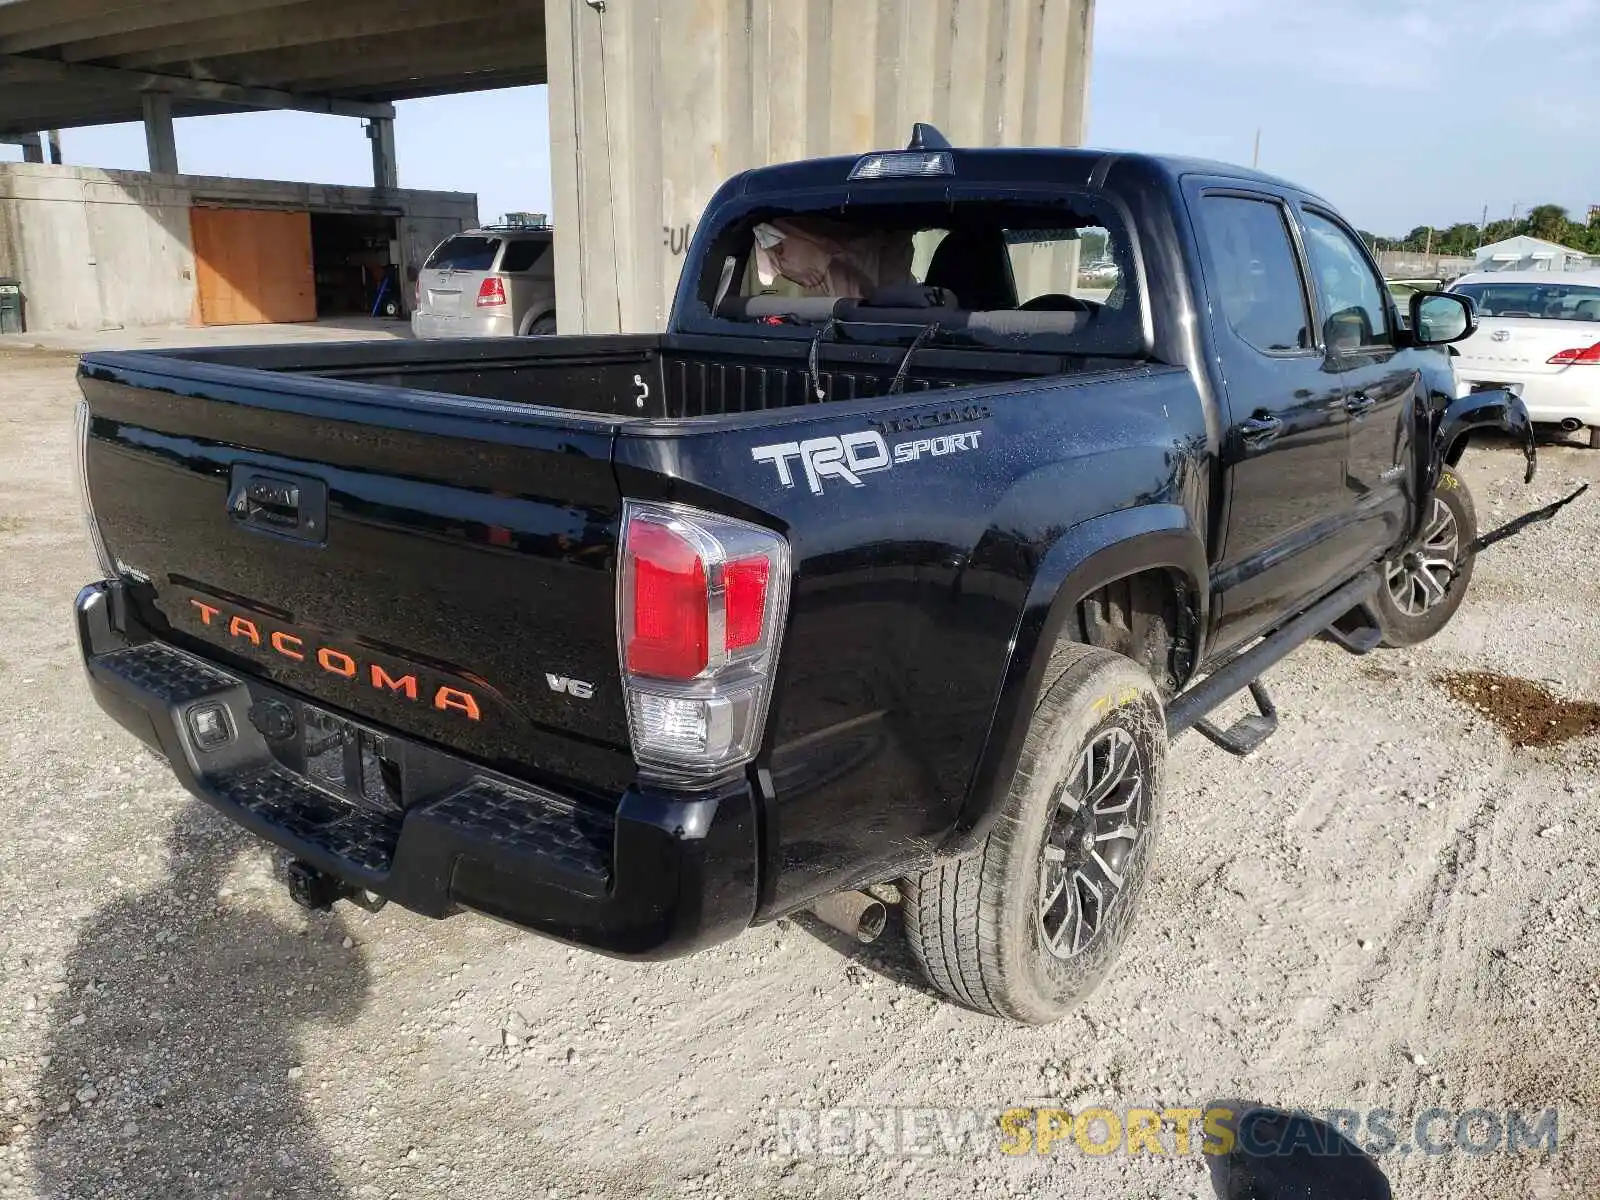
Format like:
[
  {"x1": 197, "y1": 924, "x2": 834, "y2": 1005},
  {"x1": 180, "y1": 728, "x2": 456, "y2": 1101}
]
[
  {"x1": 0, "y1": 163, "x2": 477, "y2": 332},
  {"x1": 0, "y1": 166, "x2": 193, "y2": 330},
  {"x1": 1376, "y1": 250, "x2": 1475, "y2": 282},
  {"x1": 546, "y1": 0, "x2": 1095, "y2": 334}
]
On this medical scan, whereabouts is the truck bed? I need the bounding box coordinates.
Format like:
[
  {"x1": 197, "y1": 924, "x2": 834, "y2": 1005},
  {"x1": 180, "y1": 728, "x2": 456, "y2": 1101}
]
[{"x1": 159, "y1": 332, "x2": 1115, "y2": 421}]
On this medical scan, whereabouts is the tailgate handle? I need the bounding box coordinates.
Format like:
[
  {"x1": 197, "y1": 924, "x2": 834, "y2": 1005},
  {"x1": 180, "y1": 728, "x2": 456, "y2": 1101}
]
[{"x1": 228, "y1": 468, "x2": 328, "y2": 544}]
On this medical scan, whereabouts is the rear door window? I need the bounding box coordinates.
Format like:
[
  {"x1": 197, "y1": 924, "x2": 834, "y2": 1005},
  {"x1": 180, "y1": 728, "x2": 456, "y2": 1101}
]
[
  {"x1": 424, "y1": 236, "x2": 501, "y2": 271},
  {"x1": 498, "y1": 239, "x2": 552, "y2": 273}
]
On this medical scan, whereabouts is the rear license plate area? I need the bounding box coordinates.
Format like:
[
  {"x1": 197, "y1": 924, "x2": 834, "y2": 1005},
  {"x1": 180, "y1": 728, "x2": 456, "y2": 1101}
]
[
  {"x1": 255, "y1": 700, "x2": 404, "y2": 816},
  {"x1": 1468, "y1": 380, "x2": 1524, "y2": 397}
]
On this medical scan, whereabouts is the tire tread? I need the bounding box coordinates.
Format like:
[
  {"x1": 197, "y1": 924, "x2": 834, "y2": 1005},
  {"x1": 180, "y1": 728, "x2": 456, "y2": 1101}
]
[{"x1": 904, "y1": 644, "x2": 1161, "y2": 1022}]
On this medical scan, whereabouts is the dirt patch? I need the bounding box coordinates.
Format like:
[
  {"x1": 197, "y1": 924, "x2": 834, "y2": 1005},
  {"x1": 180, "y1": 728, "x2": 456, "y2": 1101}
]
[
  {"x1": 1362, "y1": 665, "x2": 1401, "y2": 683},
  {"x1": 0, "y1": 516, "x2": 22, "y2": 535},
  {"x1": 1435, "y1": 670, "x2": 1600, "y2": 747}
]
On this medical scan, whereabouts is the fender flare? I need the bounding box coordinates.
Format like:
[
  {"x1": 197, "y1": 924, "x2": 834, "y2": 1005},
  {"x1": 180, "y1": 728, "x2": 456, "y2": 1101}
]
[{"x1": 941, "y1": 503, "x2": 1208, "y2": 858}]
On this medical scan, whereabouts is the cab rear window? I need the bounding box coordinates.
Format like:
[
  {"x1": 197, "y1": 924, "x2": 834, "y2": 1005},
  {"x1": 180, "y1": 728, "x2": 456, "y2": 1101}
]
[
  {"x1": 424, "y1": 236, "x2": 500, "y2": 271},
  {"x1": 693, "y1": 193, "x2": 1146, "y2": 356}
]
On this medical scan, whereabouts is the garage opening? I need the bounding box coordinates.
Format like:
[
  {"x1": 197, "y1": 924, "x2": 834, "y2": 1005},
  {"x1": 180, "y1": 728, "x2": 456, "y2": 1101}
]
[
  {"x1": 190, "y1": 205, "x2": 403, "y2": 326},
  {"x1": 311, "y1": 212, "x2": 402, "y2": 318}
]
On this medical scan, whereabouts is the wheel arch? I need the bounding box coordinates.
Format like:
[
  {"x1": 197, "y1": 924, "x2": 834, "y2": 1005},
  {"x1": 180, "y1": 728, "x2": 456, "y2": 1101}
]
[
  {"x1": 517, "y1": 306, "x2": 558, "y2": 336},
  {"x1": 943, "y1": 504, "x2": 1207, "y2": 858}
]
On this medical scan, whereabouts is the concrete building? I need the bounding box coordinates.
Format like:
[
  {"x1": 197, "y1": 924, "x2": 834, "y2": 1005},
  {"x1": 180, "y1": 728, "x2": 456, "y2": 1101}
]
[
  {"x1": 0, "y1": 162, "x2": 475, "y2": 331},
  {"x1": 547, "y1": 0, "x2": 1095, "y2": 332},
  {"x1": 1474, "y1": 234, "x2": 1597, "y2": 274},
  {"x1": 0, "y1": 0, "x2": 1094, "y2": 335}
]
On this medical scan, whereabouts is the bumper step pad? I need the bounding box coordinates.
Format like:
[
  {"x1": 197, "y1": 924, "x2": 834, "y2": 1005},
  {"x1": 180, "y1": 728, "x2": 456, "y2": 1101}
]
[
  {"x1": 216, "y1": 763, "x2": 403, "y2": 873},
  {"x1": 427, "y1": 779, "x2": 612, "y2": 884},
  {"x1": 93, "y1": 641, "x2": 234, "y2": 703},
  {"x1": 87, "y1": 640, "x2": 616, "y2": 890}
]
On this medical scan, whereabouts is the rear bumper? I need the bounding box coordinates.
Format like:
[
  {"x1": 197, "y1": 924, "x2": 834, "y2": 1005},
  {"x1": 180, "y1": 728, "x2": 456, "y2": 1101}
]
[
  {"x1": 1453, "y1": 370, "x2": 1600, "y2": 425},
  {"x1": 75, "y1": 581, "x2": 758, "y2": 959},
  {"x1": 411, "y1": 311, "x2": 516, "y2": 340}
]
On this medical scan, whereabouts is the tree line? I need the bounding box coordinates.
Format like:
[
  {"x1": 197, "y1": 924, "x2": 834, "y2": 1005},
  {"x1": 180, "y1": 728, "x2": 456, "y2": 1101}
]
[{"x1": 1357, "y1": 204, "x2": 1600, "y2": 257}]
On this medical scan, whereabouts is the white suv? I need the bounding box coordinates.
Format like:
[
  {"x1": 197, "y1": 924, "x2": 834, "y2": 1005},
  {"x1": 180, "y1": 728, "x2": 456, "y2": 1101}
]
[{"x1": 412, "y1": 226, "x2": 556, "y2": 340}]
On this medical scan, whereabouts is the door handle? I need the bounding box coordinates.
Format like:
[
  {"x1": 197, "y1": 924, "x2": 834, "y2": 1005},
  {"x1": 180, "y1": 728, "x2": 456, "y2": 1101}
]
[
  {"x1": 1345, "y1": 392, "x2": 1376, "y2": 416},
  {"x1": 228, "y1": 467, "x2": 328, "y2": 544},
  {"x1": 1238, "y1": 413, "x2": 1283, "y2": 448}
]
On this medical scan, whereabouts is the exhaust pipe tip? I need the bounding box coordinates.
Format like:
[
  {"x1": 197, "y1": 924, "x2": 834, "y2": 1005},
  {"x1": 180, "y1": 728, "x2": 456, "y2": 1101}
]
[
  {"x1": 809, "y1": 890, "x2": 889, "y2": 944},
  {"x1": 1560, "y1": 417, "x2": 1584, "y2": 432}
]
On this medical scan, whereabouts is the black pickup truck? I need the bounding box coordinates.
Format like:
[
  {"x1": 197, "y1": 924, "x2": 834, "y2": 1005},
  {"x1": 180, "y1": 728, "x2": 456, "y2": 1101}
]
[{"x1": 74, "y1": 127, "x2": 1534, "y2": 1024}]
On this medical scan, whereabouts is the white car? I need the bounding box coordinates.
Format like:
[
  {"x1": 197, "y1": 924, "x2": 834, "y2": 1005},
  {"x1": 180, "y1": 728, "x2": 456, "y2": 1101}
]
[{"x1": 1447, "y1": 270, "x2": 1600, "y2": 448}]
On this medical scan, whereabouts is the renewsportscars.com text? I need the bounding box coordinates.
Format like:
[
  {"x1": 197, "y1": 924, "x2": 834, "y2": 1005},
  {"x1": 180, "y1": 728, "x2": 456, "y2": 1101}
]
[{"x1": 775, "y1": 1105, "x2": 1559, "y2": 1160}]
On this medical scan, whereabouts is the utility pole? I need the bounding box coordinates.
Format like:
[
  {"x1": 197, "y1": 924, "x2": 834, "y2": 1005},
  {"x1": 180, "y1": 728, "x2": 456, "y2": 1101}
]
[
  {"x1": 1478, "y1": 203, "x2": 1489, "y2": 250},
  {"x1": 1252, "y1": 128, "x2": 1261, "y2": 169},
  {"x1": 1424, "y1": 227, "x2": 1433, "y2": 257}
]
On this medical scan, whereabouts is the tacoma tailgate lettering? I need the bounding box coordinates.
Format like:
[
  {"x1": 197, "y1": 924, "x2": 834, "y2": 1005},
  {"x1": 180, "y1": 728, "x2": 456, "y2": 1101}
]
[{"x1": 181, "y1": 594, "x2": 483, "y2": 721}]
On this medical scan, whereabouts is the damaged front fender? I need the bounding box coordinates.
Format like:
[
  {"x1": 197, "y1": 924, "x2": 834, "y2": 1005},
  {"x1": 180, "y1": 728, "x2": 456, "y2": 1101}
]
[
  {"x1": 1437, "y1": 387, "x2": 1536, "y2": 485},
  {"x1": 1429, "y1": 387, "x2": 1588, "y2": 556}
]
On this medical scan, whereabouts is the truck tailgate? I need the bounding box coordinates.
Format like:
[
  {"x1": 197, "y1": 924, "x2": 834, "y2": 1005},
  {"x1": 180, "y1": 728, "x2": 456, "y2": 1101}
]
[{"x1": 78, "y1": 354, "x2": 634, "y2": 798}]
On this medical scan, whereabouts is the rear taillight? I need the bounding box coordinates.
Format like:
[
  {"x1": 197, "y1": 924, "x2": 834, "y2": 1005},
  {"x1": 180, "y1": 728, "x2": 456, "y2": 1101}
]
[
  {"x1": 1547, "y1": 343, "x2": 1600, "y2": 365},
  {"x1": 618, "y1": 502, "x2": 790, "y2": 782},
  {"x1": 73, "y1": 400, "x2": 118, "y2": 579},
  {"x1": 476, "y1": 277, "x2": 507, "y2": 307}
]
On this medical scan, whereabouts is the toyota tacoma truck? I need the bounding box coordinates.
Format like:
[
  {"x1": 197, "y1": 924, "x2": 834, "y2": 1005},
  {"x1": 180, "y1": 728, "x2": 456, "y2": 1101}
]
[{"x1": 73, "y1": 127, "x2": 1537, "y2": 1024}]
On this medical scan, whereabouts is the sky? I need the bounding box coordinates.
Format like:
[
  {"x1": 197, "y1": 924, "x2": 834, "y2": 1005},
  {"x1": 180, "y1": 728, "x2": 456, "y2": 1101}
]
[
  {"x1": 1091, "y1": 0, "x2": 1600, "y2": 233},
  {"x1": 4, "y1": 0, "x2": 1598, "y2": 237}
]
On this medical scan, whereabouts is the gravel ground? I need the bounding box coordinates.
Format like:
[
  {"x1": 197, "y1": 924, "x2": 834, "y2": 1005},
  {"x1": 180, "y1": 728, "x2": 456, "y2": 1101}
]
[{"x1": 1, "y1": 342, "x2": 1598, "y2": 1198}]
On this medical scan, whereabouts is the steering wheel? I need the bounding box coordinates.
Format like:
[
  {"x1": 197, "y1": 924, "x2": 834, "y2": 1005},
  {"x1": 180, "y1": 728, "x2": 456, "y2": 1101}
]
[{"x1": 1018, "y1": 293, "x2": 1092, "y2": 312}]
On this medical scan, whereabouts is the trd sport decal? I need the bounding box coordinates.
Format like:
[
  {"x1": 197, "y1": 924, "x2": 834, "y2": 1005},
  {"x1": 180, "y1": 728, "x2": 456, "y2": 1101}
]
[{"x1": 752, "y1": 406, "x2": 988, "y2": 496}]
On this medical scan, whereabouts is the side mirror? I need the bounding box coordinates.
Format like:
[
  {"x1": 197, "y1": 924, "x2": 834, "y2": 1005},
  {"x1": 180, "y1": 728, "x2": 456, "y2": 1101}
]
[{"x1": 1411, "y1": 292, "x2": 1476, "y2": 346}]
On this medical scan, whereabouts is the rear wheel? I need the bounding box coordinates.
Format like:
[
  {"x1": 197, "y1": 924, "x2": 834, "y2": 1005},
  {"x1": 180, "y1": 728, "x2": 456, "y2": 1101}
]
[
  {"x1": 527, "y1": 314, "x2": 557, "y2": 336},
  {"x1": 903, "y1": 645, "x2": 1166, "y2": 1024},
  {"x1": 1374, "y1": 466, "x2": 1477, "y2": 647}
]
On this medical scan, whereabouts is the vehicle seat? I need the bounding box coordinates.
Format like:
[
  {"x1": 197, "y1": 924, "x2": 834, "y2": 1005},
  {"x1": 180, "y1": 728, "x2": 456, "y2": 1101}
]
[
  {"x1": 923, "y1": 228, "x2": 1018, "y2": 311},
  {"x1": 1576, "y1": 299, "x2": 1600, "y2": 321}
]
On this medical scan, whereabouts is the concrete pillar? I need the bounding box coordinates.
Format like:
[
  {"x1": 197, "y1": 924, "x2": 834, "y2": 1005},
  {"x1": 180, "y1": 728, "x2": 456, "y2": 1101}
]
[
  {"x1": 17, "y1": 134, "x2": 44, "y2": 164},
  {"x1": 47, "y1": 130, "x2": 62, "y2": 166},
  {"x1": 545, "y1": 0, "x2": 1095, "y2": 334},
  {"x1": 368, "y1": 117, "x2": 398, "y2": 191},
  {"x1": 142, "y1": 93, "x2": 179, "y2": 175}
]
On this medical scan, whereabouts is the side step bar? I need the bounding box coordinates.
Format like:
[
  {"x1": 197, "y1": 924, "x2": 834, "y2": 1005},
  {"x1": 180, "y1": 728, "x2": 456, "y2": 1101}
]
[
  {"x1": 1323, "y1": 599, "x2": 1384, "y2": 655},
  {"x1": 1194, "y1": 680, "x2": 1278, "y2": 756},
  {"x1": 1166, "y1": 568, "x2": 1382, "y2": 743}
]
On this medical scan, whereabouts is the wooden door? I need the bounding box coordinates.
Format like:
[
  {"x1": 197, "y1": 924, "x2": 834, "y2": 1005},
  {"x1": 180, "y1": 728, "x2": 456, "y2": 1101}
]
[{"x1": 190, "y1": 207, "x2": 315, "y2": 325}]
